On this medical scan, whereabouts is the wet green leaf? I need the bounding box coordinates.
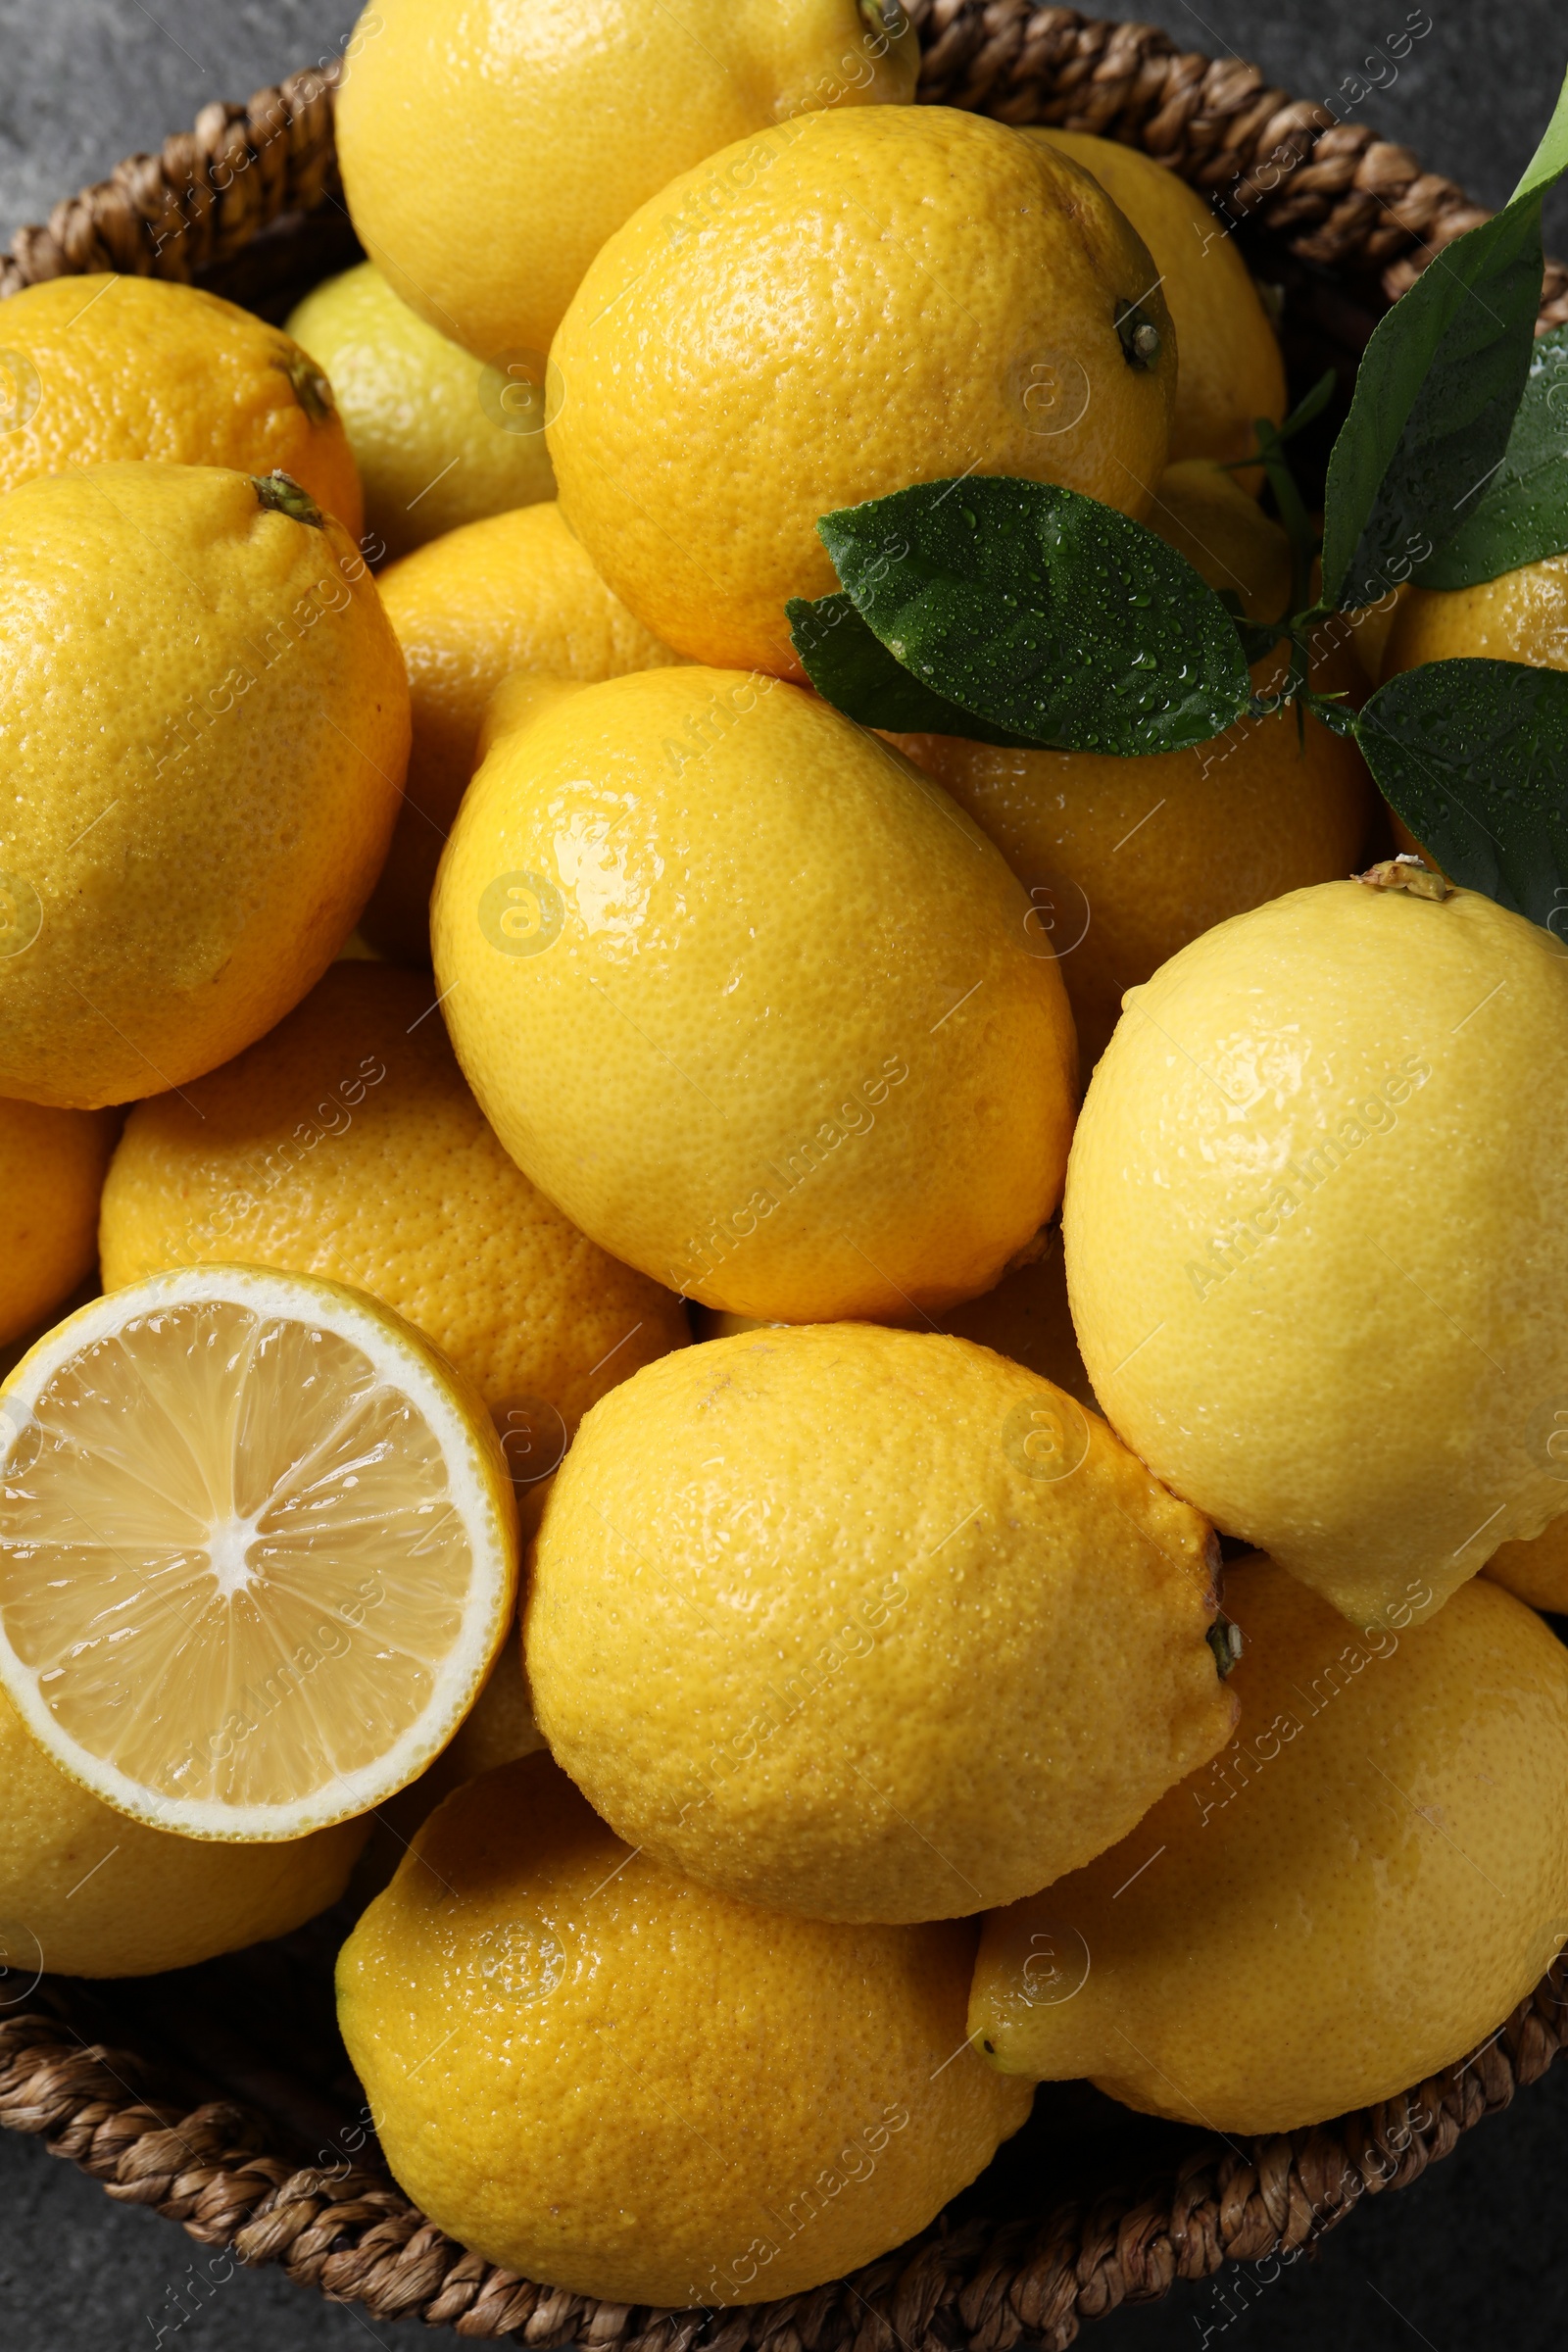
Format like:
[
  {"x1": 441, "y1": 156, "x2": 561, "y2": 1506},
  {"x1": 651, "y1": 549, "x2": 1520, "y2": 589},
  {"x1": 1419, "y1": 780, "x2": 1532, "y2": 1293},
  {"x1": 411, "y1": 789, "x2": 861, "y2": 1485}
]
[{"x1": 1414, "y1": 325, "x2": 1568, "y2": 588}]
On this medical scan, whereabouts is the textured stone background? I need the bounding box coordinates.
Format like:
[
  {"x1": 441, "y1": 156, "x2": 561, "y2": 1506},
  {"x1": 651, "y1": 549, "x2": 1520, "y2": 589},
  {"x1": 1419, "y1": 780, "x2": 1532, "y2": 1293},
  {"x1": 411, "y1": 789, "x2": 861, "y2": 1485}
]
[{"x1": 2, "y1": 3, "x2": 1567, "y2": 2347}]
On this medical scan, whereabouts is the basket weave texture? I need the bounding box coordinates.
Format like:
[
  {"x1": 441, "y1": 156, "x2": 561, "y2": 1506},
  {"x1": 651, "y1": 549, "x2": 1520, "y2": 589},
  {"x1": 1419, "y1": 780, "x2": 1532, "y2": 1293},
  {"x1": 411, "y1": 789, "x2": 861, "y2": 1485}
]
[{"x1": 2, "y1": 6, "x2": 1566, "y2": 2346}]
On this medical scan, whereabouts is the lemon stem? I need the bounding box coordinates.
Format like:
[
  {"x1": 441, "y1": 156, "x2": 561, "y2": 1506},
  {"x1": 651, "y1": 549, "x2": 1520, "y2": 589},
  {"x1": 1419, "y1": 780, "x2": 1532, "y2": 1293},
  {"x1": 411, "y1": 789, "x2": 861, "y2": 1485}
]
[{"x1": 252, "y1": 471, "x2": 327, "y2": 529}]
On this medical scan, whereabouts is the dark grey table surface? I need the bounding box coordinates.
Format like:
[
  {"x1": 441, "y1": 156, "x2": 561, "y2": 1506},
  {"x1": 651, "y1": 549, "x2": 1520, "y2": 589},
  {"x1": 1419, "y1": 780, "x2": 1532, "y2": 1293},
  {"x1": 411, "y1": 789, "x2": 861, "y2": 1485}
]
[{"x1": 3, "y1": 3, "x2": 1568, "y2": 2346}]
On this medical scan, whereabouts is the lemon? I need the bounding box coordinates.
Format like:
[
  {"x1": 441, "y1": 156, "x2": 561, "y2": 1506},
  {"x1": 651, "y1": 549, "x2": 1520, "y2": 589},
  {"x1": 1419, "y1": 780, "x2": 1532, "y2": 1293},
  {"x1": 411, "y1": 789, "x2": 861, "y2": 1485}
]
[
  {"x1": 335, "y1": 0, "x2": 917, "y2": 368},
  {"x1": 1065, "y1": 878, "x2": 1568, "y2": 1626},
  {"x1": 1383, "y1": 553, "x2": 1568, "y2": 676},
  {"x1": 0, "y1": 1684, "x2": 367, "y2": 1980},
  {"x1": 525, "y1": 1325, "x2": 1236, "y2": 1923},
  {"x1": 432, "y1": 667, "x2": 1077, "y2": 1321},
  {"x1": 337, "y1": 1751, "x2": 1033, "y2": 2306},
  {"x1": 1485, "y1": 1512, "x2": 1568, "y2": 1614},
  {"x1": 970, "y1": 1558, "x2": 1568, "y2": 2132},
  {"x1": 286, "y1": 264, "x2": 555, "y2": 563},
  {"x1": 548, "y1": 107, "x2": 1175, "y2": 674},
  {"x1": 360, "y1": 502, "x2": 681, "y2": 964},
  {"x1": 0, "y1": 464, "x2": 409, "y2": 1110},
  {"x1": 892, "y1": 641, "x2": 1372, "y2": 1068},
  {"x1": 1144, "y1": 459, "x2": 1293, "y2": 617},
  {"x1": 0, "y1": 1101, "x2": 117, "y2": 1345},
  {"x1": 1028, "y1": 130, "x2": 1286, "y2": 482},
  {"x1": 98, "y1": 962, "x2": 689, "y2": 1491},
  {"x1": 0, "y1": 1263, "x2": 517, "y2": 1838},
  {"x1": 0, "y1": 274, "x2": 362, "y2": 536}
]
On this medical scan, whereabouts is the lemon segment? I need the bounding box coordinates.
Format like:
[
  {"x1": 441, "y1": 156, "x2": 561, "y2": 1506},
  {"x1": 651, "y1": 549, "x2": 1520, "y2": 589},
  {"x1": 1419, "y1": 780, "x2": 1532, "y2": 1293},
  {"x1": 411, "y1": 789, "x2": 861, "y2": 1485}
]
[{"x1": 0, "y1": 1265, "x2": 517, "y2": 1838}]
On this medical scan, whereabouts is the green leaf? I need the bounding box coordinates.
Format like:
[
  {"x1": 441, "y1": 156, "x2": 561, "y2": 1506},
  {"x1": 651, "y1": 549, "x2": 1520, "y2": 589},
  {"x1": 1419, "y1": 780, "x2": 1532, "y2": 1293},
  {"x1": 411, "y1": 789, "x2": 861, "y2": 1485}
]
[
  {"x1": 1413, "y1": 325, "x2": 1568, "y2": 588},
  {"x1": 1321, "y1": 65, "x2": 1568, "y2": 612},
  {"x1": 1353, "y1": 658, "x2": 1568, "y2": 925},
  {"x1": 814, "y1": 478, "x2": 1251, "y2": 756},
  {"x1": 785, "y1": 593, "x2": 1036, "y2": 747}
]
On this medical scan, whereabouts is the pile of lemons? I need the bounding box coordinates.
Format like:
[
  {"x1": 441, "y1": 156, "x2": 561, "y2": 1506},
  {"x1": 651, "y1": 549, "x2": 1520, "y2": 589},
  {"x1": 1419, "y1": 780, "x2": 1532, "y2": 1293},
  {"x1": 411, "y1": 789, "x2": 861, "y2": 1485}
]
[{"x1": 1, "y1": 0, "x2": 1566, "y2": 2315}]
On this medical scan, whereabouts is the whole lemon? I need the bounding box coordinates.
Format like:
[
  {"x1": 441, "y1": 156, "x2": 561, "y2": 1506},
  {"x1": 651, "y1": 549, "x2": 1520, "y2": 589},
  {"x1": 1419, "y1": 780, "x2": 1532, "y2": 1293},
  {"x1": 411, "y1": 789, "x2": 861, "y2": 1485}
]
[
  {"x1": 0, "y1": 464, "x2": 409, "y2": 1109},
  {"x1": 0, "y1": 274, "x2": 362, "y2": 535},
  {"x1": 1145, "y1": 459, "x2": 1293, "y2": 617},
  {"x1": 360, "y1": 503, "x2": 682, "y2": 964},
  {"x1": 1486, "y1": 1512, "x2": 1568, "y2": 1614},
  {"x1": 334, "y1": 0, "x2": 918, "y2": 364},
  {"x1": 548, "y1": 107, "x2": 1176, "y2": 674},
  {"x1": 525, "y1": 1325, "x2": 1236, "y2": 1923},
  {"x1": 431, "y1": 668, "x2": 1077, "y2": 1320},
  {"x1": 1383, "y1": 554, "x2": 1568, "y2": 675},
  {"x1": 1028, "y1": 131, "x2": 1285, "y2": 481},
  {"x1": 970, "y1": 1559, "x2": 1568, "y2": 2133},
  {"x1": 0, "y1": 1101, "x2": 117, "y2": 1344},
  {"x1": 1065, "y1": 878, "x2": 1568, "y2": 1626},
  {"x1": 0, "y1": 1683, "x2": 366, "y2": 1978},
  {"x1": 892, "y1": 644, "x2": 1373, "y2": 1068},
  {"x1": 286, "y1": 264, "x2": 555, "y2": 562},
  {"x1": 98, "y1": 962, "x2": 688, "y2": 1464},
  {"x1": 338, "y1": 1752, "x2": 1033, "y2": 2306}
]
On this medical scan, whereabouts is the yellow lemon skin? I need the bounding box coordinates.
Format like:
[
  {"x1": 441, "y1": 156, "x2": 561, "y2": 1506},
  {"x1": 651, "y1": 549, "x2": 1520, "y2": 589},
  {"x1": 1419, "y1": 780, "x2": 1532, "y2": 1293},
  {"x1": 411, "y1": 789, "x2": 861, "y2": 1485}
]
[
  {"x1": 360, "y1": 503, "x2": 682, "y2": 964},
  {"x1": 1064, "y1": 881, "x2": 1568, "y2": 1626},
  {"x1": 0, "y1": 1102, "x2": 117, "y2": 1344},
  {"x1": 1485, "y1": 1512, "x2": 1568, "y2": 1614},
  {"x1": 98, "y1": 962, "x2": 688, "y2": 1447},
  {"x1": 1144, "y1": 459, "x2": 1293, "y2": 618},
  {"x1": 286, "y1": 264, "x2": 555, "y2": 563},
  {"x1": 1029, "y1": 131, "x2": 1285, "y2": 482},
  {"x1": 970, "y1": 1561, "x2": 1568, "y2": 2134},
  {"x1": 338, "y1": 1753, "x2": 1033, "y2": 2306},
  {"x1": 334, "y1": 0, "x2": 918, "y2": 366},
  {"x1": 1383, "y1": 554, "x2": 1568, "y2": 676},
  {"x1": 0, "y1": 464, "x2": 409, "y2": 1109},
  {"x1": 432, "y1": 668, "x2": 1077, "y2": 1321},
  {"x1": 0, "y1": 1684, "x2": 366, "y2": 1979},
  {"x1": 548, "y1": 108, "x2": 1176, "y2": 675},
  {"x1": 0, "y1": 274, "x2": 362, "y2": 536},
  {"x1": 891, "y1": 651, "x2": 1372, "y2": 1071},
  {"x1": 525, "y1": 1326, "x2": 1235, "y2": 1924}
]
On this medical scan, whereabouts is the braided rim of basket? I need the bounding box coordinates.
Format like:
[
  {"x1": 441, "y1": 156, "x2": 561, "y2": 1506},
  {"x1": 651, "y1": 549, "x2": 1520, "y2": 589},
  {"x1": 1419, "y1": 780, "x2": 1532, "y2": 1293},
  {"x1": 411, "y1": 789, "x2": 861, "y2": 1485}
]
[{"x1": 2, "y1": 3, "x2": 1566, "y2": 2344}]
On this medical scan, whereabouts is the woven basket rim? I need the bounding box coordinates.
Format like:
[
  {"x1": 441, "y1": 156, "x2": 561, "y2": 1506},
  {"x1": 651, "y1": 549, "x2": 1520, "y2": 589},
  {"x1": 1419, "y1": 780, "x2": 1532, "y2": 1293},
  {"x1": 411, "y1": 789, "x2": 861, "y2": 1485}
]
[{"x1": 2, "y1": 6, "x2": 1565, "y2": 2346}]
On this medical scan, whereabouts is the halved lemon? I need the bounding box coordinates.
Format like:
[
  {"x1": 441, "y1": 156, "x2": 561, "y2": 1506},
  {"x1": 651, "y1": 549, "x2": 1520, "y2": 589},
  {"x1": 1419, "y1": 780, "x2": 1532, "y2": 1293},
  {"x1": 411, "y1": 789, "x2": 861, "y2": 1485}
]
[{"x1": 0, "y1": 1264, "x2": 518, "y2": 1838}]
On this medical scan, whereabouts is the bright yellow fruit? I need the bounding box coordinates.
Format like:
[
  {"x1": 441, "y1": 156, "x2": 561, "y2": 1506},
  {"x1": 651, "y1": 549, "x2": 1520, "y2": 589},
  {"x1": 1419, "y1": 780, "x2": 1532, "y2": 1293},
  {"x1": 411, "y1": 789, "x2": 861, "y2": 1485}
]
[
  {"x1": 0, "y1": 275, "x2": 363, "y2": 536},
  {"x1": 892, "y1": 643, "x2": 1372, "y2": 1069},
  {"x1": 1029, "y1": 130, "x2": 1286, "y2": 480},
  {"x1": 1383, "y1": 553, "x2": 1568, "y2": 676},
  {"x1": 286, "y1": 264, "x2": 556, "y2": 563},
  {"x1": 432, "y1": 668, "x2": 1077, "y2": 1320},
  {"x1": 98, "y1": 961, "x2": 688, "y2": 1480},
  {"x1": 334, "y1": 0, "x2": 918, "y2": 364},
  {"x1": 0, "y1": 1102, "x2": 117, "y2": 1344},
  {"x1": 1065, "y1": 879, "x2": 1568, "y2": 1625},
  {"x1": 549, "y1": 107, "x2": 1176, "y2": 674},
  {"x1": 1144, "y1": 459, "x2": 1293, "y2": 617},
  {"x1": 1485, "y1": 1512, "x2": 1568, "y2": 1614},
  {"x1": 970, "y1": 1559, "x2": 1568, "y2": 2132},
  {"x1": 0, "y1": 1684, "x2": 366, "y2": 1980},
  {"x1": 0, "y1": 464, "x2": 409, "y2": 1109},
  {"x1": 338, "y1": 1752, "x2": 1033, "y2": 2306},
  {"x1": 0, "y1": 1263, "x2": 517, "y2": 1838},
  {"x1": 360, "y1": 503, "x2": 682, "y2": 963},
  {"x1": 526, "y1": 1325, "x2": 1236, "y2": 1923}
]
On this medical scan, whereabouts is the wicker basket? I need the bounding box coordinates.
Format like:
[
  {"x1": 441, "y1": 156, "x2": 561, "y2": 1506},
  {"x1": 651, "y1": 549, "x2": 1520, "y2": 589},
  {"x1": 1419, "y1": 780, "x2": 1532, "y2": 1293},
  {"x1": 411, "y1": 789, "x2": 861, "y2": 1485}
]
[{"x1": 3, "y1": 5, "x2": 1566, "y2": 2344}]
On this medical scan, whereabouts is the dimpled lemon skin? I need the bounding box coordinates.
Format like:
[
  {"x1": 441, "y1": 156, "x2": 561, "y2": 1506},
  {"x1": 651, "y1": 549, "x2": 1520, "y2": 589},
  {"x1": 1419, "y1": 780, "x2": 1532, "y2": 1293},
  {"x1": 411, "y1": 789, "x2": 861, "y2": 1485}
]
[
  {"x1": 432, "y1": 668, "x2": 1077, "y2": 1321},
  {"x1": 0, "y1": 1101, "x2": 117, "y2": 1344},
  {"x1": 0, "y1": 274, "x2": 362, "y2": 535},
  {"x1": 338, "y1": 1753, "x2": 1033, "y2": 2307},
  {"x1": 525, "y1": 1326, "x2": 1236, "y2": 1924},
  {"x1": 970, "y1": 1561, "x2": 1568, "y2": 2133},
  {"x1": 1029, "y1": 130, "x2": 1285, "y2": 481},
  {"x1": 0, "y1": 1684, "x2": 366, "y2": 1979},
  {"x1": 1383, "y1": 553, "x2": 1568, "y2": 677},
  {"x1": 1065, "y1": 881, "x2": 1568, "y2": 1627},
  {"x1": 99, "y1": 962, "x2": 688, "y2": 1442},
  {"x1": 286, "y1": 264, "x2": 555, "y2": 563},
  {"x1": 361, "y1": 503, "x2": 682, "y2": 963},
  {"x1": 334, "y1": 0, "x2": 918, "y2": 366},
  {"x1": 548, "y1": 107, "x2": 1175, "y2": 675},
  {"x1": 0, "y1": 464, "x2": 409, "y2": 1109}
]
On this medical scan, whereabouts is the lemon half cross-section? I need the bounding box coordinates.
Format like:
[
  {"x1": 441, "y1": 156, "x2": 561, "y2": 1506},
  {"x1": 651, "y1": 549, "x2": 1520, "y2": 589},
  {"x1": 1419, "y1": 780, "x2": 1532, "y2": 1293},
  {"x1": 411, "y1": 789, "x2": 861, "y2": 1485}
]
[{"x1": 0, "y1": 1265, "x2": 518, "y2": 1839}]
